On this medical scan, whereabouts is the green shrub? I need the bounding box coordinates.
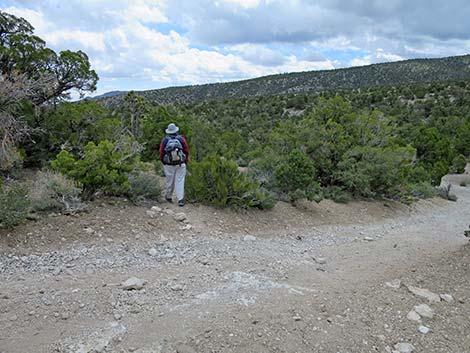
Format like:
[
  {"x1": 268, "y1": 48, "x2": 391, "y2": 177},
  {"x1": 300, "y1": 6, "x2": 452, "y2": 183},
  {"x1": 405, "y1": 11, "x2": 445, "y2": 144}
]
[
  {"x1": 450, "y1": 154, "x2": 467, "y2": 174},
  {"x1": 274, "y1": 149, "x2": 322, "y2": 203},
  {"x1": 247, "y1": 150, "x2": 281, "y2": 187},
  {"x1": 52, "y1": 138, "x2": 141, "y2": 197},
  {"x1": 408, "y1": 182, "x2": 437, "y2": 199},
  {"x1": 0, "y1": 181, "x2": 30, "y2": 229},
  {"x1": 323, "y1": 186, "x2": 352, "y2": 203},
  {"x1": 186, "y1": 155, "x2": 276, "y2": 209},
  {"x1": 128, "y1": 170, "x2": 161, "y2": 204},
  {"x1": 336, "y1": 146, "x2": 414, "y2": 198},
  {"x1": 29, "y1": 170, "x2": 84, "y2": 213}
]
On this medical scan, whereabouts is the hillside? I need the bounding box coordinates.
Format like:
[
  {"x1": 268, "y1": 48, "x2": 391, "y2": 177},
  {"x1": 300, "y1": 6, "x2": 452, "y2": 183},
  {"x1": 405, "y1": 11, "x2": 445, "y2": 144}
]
[{"x1": 98, "y1": 54, "x2": 470, "y2": 106}]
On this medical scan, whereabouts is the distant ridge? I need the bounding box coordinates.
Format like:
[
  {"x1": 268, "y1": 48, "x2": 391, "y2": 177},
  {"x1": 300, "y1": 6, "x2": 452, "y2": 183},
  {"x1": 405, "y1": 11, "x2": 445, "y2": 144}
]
[
  {"x1": 91, "y1": 90, "x2": 128, "y2": 100},
  {"x1": 97, "y1": 54, "x2": 470, "y2": 106}
]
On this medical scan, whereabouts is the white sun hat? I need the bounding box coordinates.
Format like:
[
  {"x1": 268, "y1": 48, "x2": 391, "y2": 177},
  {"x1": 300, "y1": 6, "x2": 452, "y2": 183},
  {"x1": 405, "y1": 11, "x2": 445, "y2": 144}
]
[{"x1": 165, "y1": 123, "x2": 179, "y2": 134}]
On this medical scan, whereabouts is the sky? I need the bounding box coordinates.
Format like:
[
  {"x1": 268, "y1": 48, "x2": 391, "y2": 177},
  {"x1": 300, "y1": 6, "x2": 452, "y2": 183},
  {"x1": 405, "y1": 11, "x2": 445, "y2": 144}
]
[{"x1": 1, "y1": 0, "x2": 470, "y2": 96}]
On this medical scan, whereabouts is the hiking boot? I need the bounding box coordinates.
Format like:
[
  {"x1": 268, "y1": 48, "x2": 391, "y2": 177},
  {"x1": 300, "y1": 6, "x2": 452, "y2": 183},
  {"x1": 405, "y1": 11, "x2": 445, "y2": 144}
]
[
  {"x1": 165, "y1": 196, "x2": 173, "y2": 203},
  {"x1": 178, "y1": 199, "x2": 185, "y2": 207}
]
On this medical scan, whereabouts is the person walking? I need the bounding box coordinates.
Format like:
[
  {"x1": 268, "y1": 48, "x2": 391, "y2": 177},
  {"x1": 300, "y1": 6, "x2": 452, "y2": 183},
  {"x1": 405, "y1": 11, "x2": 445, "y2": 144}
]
[{"x1": 159, "y1": 123, "x2": 189, "y2": 206}]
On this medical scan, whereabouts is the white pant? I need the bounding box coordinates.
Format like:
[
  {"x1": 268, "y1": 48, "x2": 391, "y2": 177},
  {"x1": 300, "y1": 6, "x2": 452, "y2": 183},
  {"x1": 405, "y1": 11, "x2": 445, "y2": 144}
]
[{"x1": 164, "y1": 164, "x2": 186, "y2": 201}]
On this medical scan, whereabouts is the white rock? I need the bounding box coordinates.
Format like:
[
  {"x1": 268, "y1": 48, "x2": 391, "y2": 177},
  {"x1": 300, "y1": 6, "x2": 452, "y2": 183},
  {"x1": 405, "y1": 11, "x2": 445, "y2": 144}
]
[
  {"x1": 407, "y1": 285, "x2": 440, "y2": 303},
  {"x1": 394, "y1": 342, "x2": 415, "y2": 353},
  {"x1": 170, "y1": 284, "x2": 183, "y2": 291},
  {"x1": 146, "y1": 210, "x2": 157, "y2": 218},
  {"x1": 364, "y1": 236, "x2": 374, "y2": 241},
  {"x1": 151, "y1": 206, "x2": 162, "y2": 212},
  {"x1": 174, "y1": 212, "x2": 187, "y2": 222},
  {"x1": 244, "y1": 235, "x2": 256, "y2": 241},
  {"x1": 121, "y1": 277, "x2": 147, "y2": 290},
  {"x1": 83, "y1": 227, "x2": 95, "y2": 235},
  {"x1": 414, "y1": 304, "x2": 435, "y2": 319},
  {"x1": 181, "y1": 224, "x2": 193, "y2": 231},
  {"x1": 440, "y1": 293, "x2": 454, "y2": 303},
  {"x1": 419, "y1": 325, "x2": 430, "y2": 334},
  {"x1": 164, "y1": 209, "x2": 175, "y2": 215},
  {"x1": 148, "y1": 248, "x2": 158, "y2": 256},
  {"x1": 385, "y1": 279, "x2": 401, "y2": 289},
  {"x1": 313, "y1": 257, "x2": 327, "y2": 264},
  {"x1": 406, "y1": 310, "x2": 421, "y2": 322}
]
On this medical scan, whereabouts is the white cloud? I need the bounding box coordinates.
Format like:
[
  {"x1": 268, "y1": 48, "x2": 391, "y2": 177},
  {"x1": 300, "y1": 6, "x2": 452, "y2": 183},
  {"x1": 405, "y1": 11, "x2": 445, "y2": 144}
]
[
  {"x1": 106, "y1": 0, "x2": 168, "y2": 24},
  {"x1": 229, "y1": 44, "x2": 287, "y2": 66},
  {"x1": 46, "y1": 30, "x2": 106, "y2": 52},
  {"x1": 220, "y1": 0, "x2": 261, "y2": 9},
  {"x1": 3, "y1": 6, "x2": 49, "y2": 32},
  {"x1": 349, "y1": 49, "x2": 406, "y2": 67}
]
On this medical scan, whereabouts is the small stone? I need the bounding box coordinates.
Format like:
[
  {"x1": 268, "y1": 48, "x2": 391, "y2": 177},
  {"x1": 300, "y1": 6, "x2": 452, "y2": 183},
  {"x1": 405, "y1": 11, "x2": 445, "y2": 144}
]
[
  {"x1": 419, "y1": 325, "x2": 430, "y2": 334},
  {"x1": 148, "y1": 248, "x2": 158, "y2": 256},
  {"x1": 146, "y1": 210, "x2": 157, "y2": 218},
  {"x1": 406, "y1": 310, "x2": 421, "y2": 322},
  {"x1": 198, "y1": 257, "x2": 209, "y2": 265},
  {"x1": 313, "y1": 257, "x2": 327, "y2": 265},
  {"x1": 26, "y1": 213, "x2": 40, "y2": 221},
  {"x1": 151, "y1": 206, "x2": 162, "y2": 212},
  {"x1": 171, "y1": 284, "x2": 184, "y2": 291},
  {"x1": 364, "y1": 236, "x2": 374, "y2": 241},
  {"x1": 61, "y1": 312, "x2": 69, "y2": 320},
  {"x1": 244, "y1": 235, "x2": 256, "y2": 241},
  {"x1": 114, "y1": 313, "x2": 122, "y2": 320},
  {"x1": 52, "y1": 267, "x2": 62, "y2": 276},
  {"x1": 385, "y1": 279, "x2": 401, "y2": 289},
  {"x1": 407, "y1": 285, "x2": 440, "y2": 303},
  {"x1": 174, "y1": 212, "x2": 187, "y2": 222},
  {"x1": 394, "y1": 342, "x2": 414, "y2": 353},
  {"x1": 293, "y1": 316, "x2": 302, "y2": 321},
  {"x1": 83, "y1": 227, "x2": 95, "y2": 235},
  {"x1": 440, "y1": 294, "x2": 454, "y2": 303},
  {"x1": 121, "y1": 277, "x2": 147, "y2": 290},
  {"x1": 164, "y1": 209, "x2": 175, "y2": 215},
  {"x1": 9, "y1": 315, "x2": 18, "y2": 321},
  {"x1": 414, "y1": 304, "x2": 434, "y2": 319}
]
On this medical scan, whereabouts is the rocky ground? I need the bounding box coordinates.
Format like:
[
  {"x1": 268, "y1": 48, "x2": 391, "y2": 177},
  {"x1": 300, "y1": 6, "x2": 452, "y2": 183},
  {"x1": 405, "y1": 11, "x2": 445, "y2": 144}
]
[{"x1": 0, "y1": 185, "x2": 469, "y2": 353}]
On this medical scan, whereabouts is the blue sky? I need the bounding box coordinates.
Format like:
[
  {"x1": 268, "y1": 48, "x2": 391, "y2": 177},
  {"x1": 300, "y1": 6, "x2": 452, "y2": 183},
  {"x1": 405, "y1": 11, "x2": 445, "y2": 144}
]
[{"x1": 2, "y1": 0, "x2": 470, "y2": 96}]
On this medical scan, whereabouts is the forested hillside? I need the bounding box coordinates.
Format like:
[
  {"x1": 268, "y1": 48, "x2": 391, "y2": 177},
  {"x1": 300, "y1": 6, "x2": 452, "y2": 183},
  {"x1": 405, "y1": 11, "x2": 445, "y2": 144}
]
[{"x1": 98, "y1": 55, "x2": 470, "y2": 106}]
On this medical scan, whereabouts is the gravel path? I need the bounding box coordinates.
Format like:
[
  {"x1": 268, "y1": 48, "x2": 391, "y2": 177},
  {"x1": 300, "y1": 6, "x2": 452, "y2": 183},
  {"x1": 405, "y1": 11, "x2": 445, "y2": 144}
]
[{"x1": 1, "y1": 186, "x2": 469, "y2": 353}]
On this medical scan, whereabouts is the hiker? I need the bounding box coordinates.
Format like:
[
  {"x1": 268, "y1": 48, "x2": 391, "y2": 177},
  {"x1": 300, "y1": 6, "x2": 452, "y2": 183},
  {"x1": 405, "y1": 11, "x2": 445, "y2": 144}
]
[{"x1": 160, "y1": 123, "x2": 189, "y2": 206}]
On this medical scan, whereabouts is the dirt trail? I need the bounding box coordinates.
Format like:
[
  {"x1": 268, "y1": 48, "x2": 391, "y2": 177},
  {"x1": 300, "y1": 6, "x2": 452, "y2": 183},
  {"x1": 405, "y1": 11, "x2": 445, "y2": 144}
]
[{"x1": 1, "y1": 186, "x2": 469, "y2": 353}]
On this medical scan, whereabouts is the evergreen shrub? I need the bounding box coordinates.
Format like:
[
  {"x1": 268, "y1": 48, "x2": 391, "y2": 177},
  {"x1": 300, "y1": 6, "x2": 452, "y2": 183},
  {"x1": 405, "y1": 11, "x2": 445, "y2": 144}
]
[{"x1": 186, "y1": 155, "x2": 275, "y2": 209}]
